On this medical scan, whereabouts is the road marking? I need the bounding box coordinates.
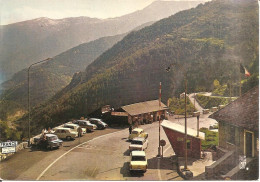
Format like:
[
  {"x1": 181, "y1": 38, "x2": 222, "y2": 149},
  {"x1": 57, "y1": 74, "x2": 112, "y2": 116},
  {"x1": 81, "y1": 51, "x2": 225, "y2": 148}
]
[
  {"x1": 157, "y1": 145, "x2": 171, "y2": 181},
  {"x1": 36, "y1": 129, "x2": 127, "y2": 180},
  {"x1": 91, "y1": 166, "x2": 98, "y2": 177}
]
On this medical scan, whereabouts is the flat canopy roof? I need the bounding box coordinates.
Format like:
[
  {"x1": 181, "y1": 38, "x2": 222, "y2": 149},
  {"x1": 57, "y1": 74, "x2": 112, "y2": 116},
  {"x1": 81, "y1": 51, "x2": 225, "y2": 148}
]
[
  {"x1": 122, "y1": 100, "x2": 168, "y2": 116},
  {"x1": 161, "y1": 120, "x2": 205, "y2": 140}
]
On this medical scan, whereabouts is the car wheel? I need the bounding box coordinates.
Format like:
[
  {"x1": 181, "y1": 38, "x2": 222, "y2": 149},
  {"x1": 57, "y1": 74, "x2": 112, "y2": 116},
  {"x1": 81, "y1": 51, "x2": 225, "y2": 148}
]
[
  {"x1": 50, "y1": 146, "x2": 53, "y2": 150},
  {"x1": 66, "y1": 136, "x2": 71, "y2": 140}
]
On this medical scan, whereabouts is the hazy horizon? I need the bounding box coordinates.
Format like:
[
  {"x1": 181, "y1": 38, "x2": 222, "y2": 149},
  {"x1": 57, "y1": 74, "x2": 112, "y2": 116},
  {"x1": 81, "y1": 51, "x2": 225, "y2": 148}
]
[{"x1": 0, "y1": 0, "x2": 209, "y2": 25}]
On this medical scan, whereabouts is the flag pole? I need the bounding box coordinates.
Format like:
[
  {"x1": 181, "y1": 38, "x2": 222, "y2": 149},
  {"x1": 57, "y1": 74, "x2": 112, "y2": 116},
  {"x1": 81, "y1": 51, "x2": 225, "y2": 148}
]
[{"x1": 239, "y1": 70, "x2": 242, "y2": 97}]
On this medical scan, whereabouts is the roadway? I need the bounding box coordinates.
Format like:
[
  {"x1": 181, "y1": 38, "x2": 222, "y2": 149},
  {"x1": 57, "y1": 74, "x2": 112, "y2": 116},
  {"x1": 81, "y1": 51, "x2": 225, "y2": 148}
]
[{"x1": 0, "y1": 122, "x2": 182, "y2": 180}]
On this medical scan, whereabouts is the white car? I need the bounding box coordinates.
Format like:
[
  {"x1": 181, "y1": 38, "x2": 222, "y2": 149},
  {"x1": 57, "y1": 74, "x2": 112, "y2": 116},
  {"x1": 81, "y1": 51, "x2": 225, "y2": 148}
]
[
  {"x1": 54, "y1": 128, "x2": 77, "y2": 140},
  {"x1": 130, "y1": 151, "x2": 148, "y2": 173},
  {"x1": 63, "y1": 123, "x2": 86, "y2": 136},
  {"x1": 72, "y1": 120, "x2": 97, "y2": 132},
  {"x1": 129, "y1": 137, "x2": 148, "y2": 151}
]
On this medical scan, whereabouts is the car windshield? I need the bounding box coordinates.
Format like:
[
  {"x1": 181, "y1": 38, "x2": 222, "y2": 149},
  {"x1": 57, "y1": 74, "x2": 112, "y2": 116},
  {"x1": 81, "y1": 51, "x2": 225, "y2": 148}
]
[
  {"x1": 131, "y1": 140, "x2": 143, "y2": 145},
  {"x1": 64, "y1": 126, "x2": 73, "y2": 129},
  {"x1": 48, "y1": 136, "x2": 58, "y2": 141},
  {"x1": 132, "y1": 131, "x2": 139, "y2": 135},
  {"x1": 132, "y1": 156, "x2": 146, "y2": 161}
]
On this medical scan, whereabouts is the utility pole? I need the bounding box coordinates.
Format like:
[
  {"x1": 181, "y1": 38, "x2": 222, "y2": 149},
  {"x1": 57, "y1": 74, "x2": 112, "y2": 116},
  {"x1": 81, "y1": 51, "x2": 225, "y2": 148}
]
[
  {"x1": 239, "y1": 63, "x2": 242, "y2": 97},
  {"x1": 28, "y1": 58, "x2": 52, "y2": 146},
  {"x1": 184, "y1": 77, "x2": 188, "y2": 170},
  {"x1": 194, "y1": 93, "x2": 196, "y2": 112},
  {"x1": 158, "y1": 82, "x2": 162, "y2": 157}
]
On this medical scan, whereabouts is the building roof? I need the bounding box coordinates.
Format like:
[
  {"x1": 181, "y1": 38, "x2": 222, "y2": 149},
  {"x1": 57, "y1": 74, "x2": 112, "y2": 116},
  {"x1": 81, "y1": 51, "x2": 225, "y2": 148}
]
[
  {"x1": 210, "y1": 86, "x2": 259, "y2": 132},
  {"x1": 122, "y1": 100, "x2": 168, "y2": 116},
  {"x1": 161, "y1": 120, "x2": 205, "y2": 140}
]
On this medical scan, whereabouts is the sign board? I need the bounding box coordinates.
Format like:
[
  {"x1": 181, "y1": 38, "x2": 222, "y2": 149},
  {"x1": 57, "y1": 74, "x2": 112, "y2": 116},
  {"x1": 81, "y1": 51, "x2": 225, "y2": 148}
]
[
  {"x1": 1, "y1": 141, "x2": 18, "y2": 154},
  {"x1": 160, "y1": 139, "x2": 166, "y2": 146},
  {"x1": 0, "y1": 141, "x2": 18, "y2": 148},
  {"x1": 2, "y1": 147, "x2": 16, "y2": 154},
  {"x1": 111, "y1": 112, "x2": 128, "y2": 116}
]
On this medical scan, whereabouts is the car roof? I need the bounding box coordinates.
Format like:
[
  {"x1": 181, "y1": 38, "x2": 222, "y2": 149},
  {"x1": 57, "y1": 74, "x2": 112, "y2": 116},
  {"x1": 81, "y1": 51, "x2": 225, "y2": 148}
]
[
  {"x1": 46, "y1": 134, "x2": 57, "y2": 137},
  {"x1": 77, "y1": 120, "x2": 87, "y2": 122},
  {"x1": 131, "y1": 151, "x2": 146, "y2": 156},
  {"x1": 132, "y1": 128, "x2": 143, "y2": 132},
  {"x1": 64, "y1": 123, "x2": 78, "y2": 127},
  {"x1": 132, "y1": 137, "x2": 145, "y2": 141},
  {"x1": 55, "y1": 127, "x2": 71, "y2": 131},
  {"x1": 89, "y1": 118, "x2": 101, "y2": 120}
]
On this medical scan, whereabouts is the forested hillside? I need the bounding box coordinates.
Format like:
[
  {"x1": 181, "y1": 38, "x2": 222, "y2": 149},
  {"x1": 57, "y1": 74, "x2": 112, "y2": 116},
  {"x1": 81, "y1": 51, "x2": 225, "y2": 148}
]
[
  {"x1": 0, "y1": 22, "x2": 156, "y2": 123},
  {"x1": 0, "y1": 34, "x2": 125, "y2": 121},
  {"x1": 18, "y1": 0, "x2": 258, "y2": 137}
]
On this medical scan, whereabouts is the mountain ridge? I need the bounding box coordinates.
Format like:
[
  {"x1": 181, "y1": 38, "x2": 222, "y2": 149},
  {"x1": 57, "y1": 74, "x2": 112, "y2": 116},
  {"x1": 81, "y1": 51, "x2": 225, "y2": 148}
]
[{"x1": 0, "y1": 0, "x2": 203, "y2": 83}]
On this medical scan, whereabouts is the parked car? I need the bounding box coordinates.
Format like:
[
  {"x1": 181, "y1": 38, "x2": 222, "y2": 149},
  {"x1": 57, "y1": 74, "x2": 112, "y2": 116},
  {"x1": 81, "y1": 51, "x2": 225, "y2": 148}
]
[
  {"x1": 129, "y1": 137, "x2": 148, "y2": 151},
  {"x1": 72, "y1": 120, "x2": 97, "y2": 132},
  {"x1": 129, "y1": 151, "x2": 148, "y2": 173},
  {"x1": 89, "y1": 118, "x2": 108, "y2": 129},
  {"x1": 128, "y1": 128, "x2": 148, "y2": 141},
  {"x1": 54, "y1": 128, "x2": 77, "y2": 140},
  {"x1": 33, "y1": 133, "x2": 63, "y2": 150},
  {"x1": 63, "y1": 123, "x2": 86, "y2": 136}
]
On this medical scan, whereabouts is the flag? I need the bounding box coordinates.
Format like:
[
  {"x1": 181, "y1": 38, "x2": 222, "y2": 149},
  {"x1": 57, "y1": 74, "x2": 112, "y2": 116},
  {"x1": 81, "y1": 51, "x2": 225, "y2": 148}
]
[{"x1": 240, "y1": 64, "x2": 250, "y2": 77}]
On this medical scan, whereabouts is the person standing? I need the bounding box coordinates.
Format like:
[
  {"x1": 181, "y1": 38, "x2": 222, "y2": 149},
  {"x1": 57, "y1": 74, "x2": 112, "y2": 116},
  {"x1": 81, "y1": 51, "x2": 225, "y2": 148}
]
[{"x1": 129, "y1": 125, "x2": 132, "y2": 134}]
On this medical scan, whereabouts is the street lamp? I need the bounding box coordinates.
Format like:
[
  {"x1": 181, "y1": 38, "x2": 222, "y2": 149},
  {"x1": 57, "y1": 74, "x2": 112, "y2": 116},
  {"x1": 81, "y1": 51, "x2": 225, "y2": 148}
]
[
  {"x1": 28, "y1": 58, "x2": 52, "y2": 146},
  {"x1": 166, "y1": 64, "x2": 188, "y2": 170}
]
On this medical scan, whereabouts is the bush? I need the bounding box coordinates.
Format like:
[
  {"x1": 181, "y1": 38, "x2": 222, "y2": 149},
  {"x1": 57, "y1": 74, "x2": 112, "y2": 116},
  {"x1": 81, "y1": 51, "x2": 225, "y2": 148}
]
[
  {"x1": 168, "y1": 96, "x2": 196, "y2": 115},
  {"x1": 196, "y1": 94, "x2": 235, "y2": 109},
  {"x1": 0, "y1": 121, "x2": 22, "y2": 141},
  {"x1": 200, "y1": 127, "x2": 218, "y2": 150}
]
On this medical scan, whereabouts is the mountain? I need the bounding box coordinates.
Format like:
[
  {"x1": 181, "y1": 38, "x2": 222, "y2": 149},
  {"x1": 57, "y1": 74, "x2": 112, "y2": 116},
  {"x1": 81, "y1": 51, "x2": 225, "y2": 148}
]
[
  {"x1": 0, "y1": 21, "x2": 155, "y2": 113},
  {"x1": 0, "y1": 0, "x2": 203, "y2": 83},
  {"x1": 19, "y1": 0, "x2": 258, "y2": 136}
]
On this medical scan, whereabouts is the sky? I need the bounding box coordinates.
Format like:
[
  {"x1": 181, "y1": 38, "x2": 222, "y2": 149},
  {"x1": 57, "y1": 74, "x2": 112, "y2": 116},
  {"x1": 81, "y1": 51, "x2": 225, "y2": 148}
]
[{"x1": 0, "y1": 0, "x2": 207, "y2": 25}]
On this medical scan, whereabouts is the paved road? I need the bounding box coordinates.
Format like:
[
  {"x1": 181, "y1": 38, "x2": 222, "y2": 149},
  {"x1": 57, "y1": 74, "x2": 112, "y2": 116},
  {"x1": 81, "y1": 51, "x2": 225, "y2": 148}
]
[
  {"x1": 0, "y1": 123, "x2": 182, "y2": 181},
  {"x1": 0, "y1": 128, "x2": 121, "y2": 180},
  {"x1": 188, "y1": 93, "x2": 204, "y2": 113}
]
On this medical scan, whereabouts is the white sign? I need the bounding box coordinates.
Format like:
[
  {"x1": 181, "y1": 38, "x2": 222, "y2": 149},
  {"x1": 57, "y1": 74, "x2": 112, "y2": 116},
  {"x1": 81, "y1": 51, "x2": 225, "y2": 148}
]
[
  {"x1": 0, "y1": 141, "x2": 17, "y2": 147},
  {"x1": 2, "y1": 147, "x2": 16, "y2": 154}
]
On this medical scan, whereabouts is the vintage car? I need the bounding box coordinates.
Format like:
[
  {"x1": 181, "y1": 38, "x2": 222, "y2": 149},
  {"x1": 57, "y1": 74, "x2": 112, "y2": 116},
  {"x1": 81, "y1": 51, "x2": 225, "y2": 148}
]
[
  {"x1": 89, "y1": 118, "x2": 108, "y2": 130},
  {"x1": 33, "y1": 133, "x2": 63, "y2": 150},
  {"x1": 129, "y1": 137, "x2": 148, "y2": 151},
  {"x1": 72, "y1": 120, "x2": 97, "y2": 132},
  {"x1": 54, "y1": 128, "x2": 77, "y2": 140},
  {"x1": 129, "y1": 151, "x2": 148, "y2": 173},
  {"x1": 63, "y1": 123, "x2": 86, "y2": 136},
  {"x1": 128, "y1": 128, "x2": 148, "y2": 141}
]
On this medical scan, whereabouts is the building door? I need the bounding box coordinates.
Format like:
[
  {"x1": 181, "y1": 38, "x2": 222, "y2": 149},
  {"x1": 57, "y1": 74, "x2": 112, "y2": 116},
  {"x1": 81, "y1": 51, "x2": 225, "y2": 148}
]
[{"x1": 245, "y1": 132, "x2": 253, "y2": 157}]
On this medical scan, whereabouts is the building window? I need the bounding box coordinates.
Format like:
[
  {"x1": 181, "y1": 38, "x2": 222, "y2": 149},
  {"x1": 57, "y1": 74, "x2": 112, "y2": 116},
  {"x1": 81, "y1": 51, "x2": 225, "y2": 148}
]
[
  {"x1": 228, "y1": 125, "x2": 235, "y2": 144},
  {"x1": 187, "y1": 140, "x2": 191, "y2": 149}
]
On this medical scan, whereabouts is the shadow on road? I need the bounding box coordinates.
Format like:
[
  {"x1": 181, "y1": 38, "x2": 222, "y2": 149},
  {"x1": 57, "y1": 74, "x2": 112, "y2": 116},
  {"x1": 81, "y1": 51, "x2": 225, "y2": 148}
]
[
  {"x1": 123, "y1": 149, "x2": 130, "y2": 156},
  {"x1": 29, "y1": 146, "x2": 58, "y2": 152},
  {"x1": 120, "y1": 162, "x2": 144, "y2": 178},
  {"x1": 147, "y1": 156, "x2": 177, "y2": 170}
]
